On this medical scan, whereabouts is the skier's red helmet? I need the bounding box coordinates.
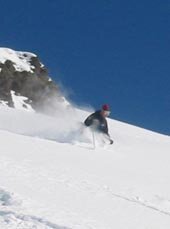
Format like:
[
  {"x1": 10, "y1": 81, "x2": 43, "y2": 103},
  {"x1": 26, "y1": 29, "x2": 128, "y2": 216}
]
[{"x1": 102, "y1": 104, "x2": 110, "y2": 111}]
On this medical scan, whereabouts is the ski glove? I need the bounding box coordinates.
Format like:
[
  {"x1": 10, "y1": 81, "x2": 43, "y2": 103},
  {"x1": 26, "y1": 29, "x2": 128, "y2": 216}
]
[{"x1": 109, "y1": 139, "x2": 114, "y2": 144}]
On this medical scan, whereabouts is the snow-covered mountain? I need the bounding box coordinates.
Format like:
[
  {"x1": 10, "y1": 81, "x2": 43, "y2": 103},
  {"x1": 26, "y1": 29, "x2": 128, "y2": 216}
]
[
  {"x1": 0, "y1": 103, "x2": 170, "y2": 229},
  {"x1": 0, "y1": 47, "x2": 170, "y2": 228},
  {"x1": 0, "y1": 48, "x2": 66, "y2": 113}
]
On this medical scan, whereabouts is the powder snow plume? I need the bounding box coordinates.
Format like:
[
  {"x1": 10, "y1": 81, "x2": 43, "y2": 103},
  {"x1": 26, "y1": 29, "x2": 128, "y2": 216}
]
[{"x1": 0, "y1": 105, "x2": 91, "y2": 144}]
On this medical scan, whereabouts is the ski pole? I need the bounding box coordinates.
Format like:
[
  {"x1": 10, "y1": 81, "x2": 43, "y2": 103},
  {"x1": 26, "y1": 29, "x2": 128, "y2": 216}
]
[{"x1": 92, "y1": 130, "x2": 96, "y2": 150}]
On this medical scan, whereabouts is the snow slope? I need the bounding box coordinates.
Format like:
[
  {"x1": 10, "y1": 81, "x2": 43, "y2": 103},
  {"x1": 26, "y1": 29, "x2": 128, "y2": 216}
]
[{"x1": 0, "y1": 106, "x2": 170, "y2": 229}]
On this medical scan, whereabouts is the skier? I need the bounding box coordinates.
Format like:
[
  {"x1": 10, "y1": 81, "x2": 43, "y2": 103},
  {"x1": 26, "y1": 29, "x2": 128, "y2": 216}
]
[{"x1": 84, "y1": 104, "x2": 113, "y2": 144}]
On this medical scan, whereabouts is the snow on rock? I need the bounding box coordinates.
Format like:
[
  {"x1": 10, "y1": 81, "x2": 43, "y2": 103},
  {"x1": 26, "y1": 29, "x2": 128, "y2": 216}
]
[
  {"x1": 0, "y1": 47, "x2": 64, "y2": 113},
  {"x1": 0, "y1": 100, "x2": 8, "y2": 107},
  {"x1": 0, "y1": 48, "x2": 36, "y2": 73},
  {"x1": 10, "y1": 91, "x2": 34, "y2": 112}
]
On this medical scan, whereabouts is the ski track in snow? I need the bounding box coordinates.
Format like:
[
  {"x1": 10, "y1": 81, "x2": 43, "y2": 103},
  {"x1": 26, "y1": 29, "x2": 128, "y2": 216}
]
[
  {"x1": 1, "y1": 138, "x2": 170, "y2": 228},
  {"x1": 0, "y1": 107, "x2": 170, "y2": 228},
  {"x1": 102, "y1": 187, "x2": 170, "y2": 217},
  {"x1": 1, "y1": 171, "x2": 170, "y2": 229},
  {"x1": 51, "y1": 172, "x2": 170, "y2": 218},
  {"x1": 0, "y1": 210, "x2": 70, "y2": 229},
  {"x1": 14, "y1": 155, "x2": 170, "y2": 222},
  {"x1": 0, "y1": 189, "x2": 70, "y2": 229}
]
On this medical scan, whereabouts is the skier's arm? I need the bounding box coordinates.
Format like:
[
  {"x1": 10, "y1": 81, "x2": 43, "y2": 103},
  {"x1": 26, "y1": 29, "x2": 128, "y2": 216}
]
[{"x1": 84, "y1": 113, "x2": 95, "y2": 126}]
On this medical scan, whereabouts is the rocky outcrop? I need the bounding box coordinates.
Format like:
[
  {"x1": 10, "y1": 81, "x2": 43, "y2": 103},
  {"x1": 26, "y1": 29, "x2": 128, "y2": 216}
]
[{"x1": 0, "y1": 48, "x2": 64, "y2": 113}]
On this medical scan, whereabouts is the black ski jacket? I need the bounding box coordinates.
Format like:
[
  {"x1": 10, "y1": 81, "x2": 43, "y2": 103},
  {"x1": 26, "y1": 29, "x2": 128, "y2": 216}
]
[{"x1": 84, "y1": 110, "x2": 109, "y2": 135}]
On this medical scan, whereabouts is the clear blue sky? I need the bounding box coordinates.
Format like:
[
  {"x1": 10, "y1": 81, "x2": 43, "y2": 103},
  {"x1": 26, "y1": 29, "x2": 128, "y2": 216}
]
[{"x1": 1, "y1": 0, "x2": 169, "y2": 135}]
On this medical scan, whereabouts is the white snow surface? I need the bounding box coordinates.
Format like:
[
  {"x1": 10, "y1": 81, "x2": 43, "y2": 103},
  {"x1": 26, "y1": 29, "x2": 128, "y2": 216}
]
[
  {"x1": 0, "y1": 105, "x2": 170, "y2": 229},
  {"x1": 0, "y1": 48, "x2": 37, "y2": 72}
]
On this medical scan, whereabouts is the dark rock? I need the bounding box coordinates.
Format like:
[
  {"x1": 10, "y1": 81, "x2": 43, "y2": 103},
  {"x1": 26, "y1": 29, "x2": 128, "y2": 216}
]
[{"x1": 0, "y1": 50, "x2": 64, "y2": 113}]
